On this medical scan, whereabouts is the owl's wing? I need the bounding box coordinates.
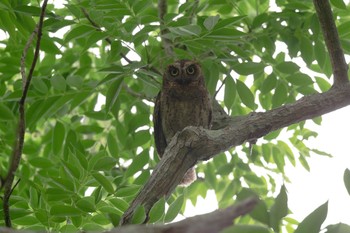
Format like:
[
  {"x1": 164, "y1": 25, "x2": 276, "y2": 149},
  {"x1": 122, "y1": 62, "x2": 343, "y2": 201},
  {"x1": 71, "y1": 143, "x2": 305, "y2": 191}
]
[{"x1": 153, "y1": 92, "x2": 167, "y2": 158}]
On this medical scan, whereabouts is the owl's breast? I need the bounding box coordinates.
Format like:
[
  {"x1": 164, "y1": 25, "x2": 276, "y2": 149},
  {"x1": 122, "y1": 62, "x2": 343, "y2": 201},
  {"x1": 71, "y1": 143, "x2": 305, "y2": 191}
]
[{"x1": 160, "y1": 90, "x2": 211, "y2": 143}]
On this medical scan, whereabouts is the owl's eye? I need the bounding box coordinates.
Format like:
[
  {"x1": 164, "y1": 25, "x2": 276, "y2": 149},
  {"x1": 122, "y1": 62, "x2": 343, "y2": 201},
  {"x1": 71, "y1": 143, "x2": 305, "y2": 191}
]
[
  {"x1": 186, "y1": 65, "x2": 196, "y2": 75},
  {"x1": 169, "y1": 67, "x2": 179, "y2": 76}
]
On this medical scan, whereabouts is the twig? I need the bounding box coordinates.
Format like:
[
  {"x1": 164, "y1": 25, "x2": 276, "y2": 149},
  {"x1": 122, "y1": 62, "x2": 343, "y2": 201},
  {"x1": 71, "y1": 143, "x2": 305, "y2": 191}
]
[
  {"x1": 80, "y1": 5, "x2": 134, "y2": 65},
  {"x1": 313, "y1": 0, "x2": 348, "y2": 87},
  {"x1": 79, "y1": 6, "x2": 162, "y2": 77},
  {"x1": 122, "y1": 84, "x2": 153, "y2": 101},
  {"x1": 2, "y1": 0, "x2": 49, "y2": 228},
  {"x1": 158, "y1": 0, "x2": 174, "y2": 57},
  {"x1": 214, "y1": 76, "x2": 228, "y2": 98},
  {"x1": 20, "y1": 25, "x2": 38, "y2": 89}
]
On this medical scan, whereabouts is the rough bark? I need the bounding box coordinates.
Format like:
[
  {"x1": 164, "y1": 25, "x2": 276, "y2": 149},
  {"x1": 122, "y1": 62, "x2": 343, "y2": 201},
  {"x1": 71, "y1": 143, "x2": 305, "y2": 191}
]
[{"x1": 313, "y1": 0, "x2": 349, "y2": 86}]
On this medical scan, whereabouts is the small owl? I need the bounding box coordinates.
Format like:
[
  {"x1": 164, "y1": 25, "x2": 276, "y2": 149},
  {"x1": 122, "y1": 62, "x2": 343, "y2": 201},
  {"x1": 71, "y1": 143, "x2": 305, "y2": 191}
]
[{"x1": 153, "y1": 60, "x2": 212, "y2": 186}]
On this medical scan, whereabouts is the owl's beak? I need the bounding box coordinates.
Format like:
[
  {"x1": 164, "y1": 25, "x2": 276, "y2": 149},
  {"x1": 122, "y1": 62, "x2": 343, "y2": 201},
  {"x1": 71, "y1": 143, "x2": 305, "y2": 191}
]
[{"x1": 175, "y1": 77, "x2": 192, "y2": 85}]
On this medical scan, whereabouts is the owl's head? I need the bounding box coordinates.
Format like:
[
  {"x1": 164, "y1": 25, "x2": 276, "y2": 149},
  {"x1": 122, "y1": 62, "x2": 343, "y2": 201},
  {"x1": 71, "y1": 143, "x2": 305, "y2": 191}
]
[{"x1": 163, "y1": 60, "x2": 204, "y2": 86}]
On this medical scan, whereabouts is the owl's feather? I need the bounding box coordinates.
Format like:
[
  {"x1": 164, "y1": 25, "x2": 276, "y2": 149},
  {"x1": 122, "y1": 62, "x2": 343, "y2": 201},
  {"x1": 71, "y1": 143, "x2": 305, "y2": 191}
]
[{"x1": 153, "y1": 92, "x2": 167, "y2": 157}]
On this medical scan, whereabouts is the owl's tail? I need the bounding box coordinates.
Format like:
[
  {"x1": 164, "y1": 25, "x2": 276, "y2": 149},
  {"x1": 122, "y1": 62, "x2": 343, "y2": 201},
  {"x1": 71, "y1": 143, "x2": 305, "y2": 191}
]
[{"x1": 179, "y1": 167, "x2": 196, "y2": 186}]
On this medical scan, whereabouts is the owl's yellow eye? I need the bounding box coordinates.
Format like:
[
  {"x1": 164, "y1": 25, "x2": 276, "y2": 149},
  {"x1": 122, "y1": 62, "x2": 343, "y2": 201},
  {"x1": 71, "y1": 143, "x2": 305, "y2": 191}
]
[
  {"x1": 186, "y1": 65, "x2": 196, "y2": 75},
  {"x1": 169, "y1": 67, "x2": 179, "y2": 76}
]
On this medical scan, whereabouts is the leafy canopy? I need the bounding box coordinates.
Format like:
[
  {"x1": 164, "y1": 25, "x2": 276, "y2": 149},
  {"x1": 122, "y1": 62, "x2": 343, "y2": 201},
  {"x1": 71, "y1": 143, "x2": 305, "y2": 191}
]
[{"x1": 0, "y1": 0, "x2": 349, "y2": 232}]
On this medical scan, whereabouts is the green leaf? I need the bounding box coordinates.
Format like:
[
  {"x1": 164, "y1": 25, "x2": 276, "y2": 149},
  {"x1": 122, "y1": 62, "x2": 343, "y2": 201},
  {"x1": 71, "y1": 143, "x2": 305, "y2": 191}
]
[
  {"x1": 29, "y1": 157, "x2": 54, "y2": 169},
  {"x1": 99, "y1": 206, "x2": 123, "y2": 215},
  {"x1": 32, "y1": 78, "x2": 48, "y2": 94},
  {"x1": 169, "y1": 25, "x2": 201, "y2": 36},
  {"x1": 76, "y1": 125, "x2": 104, "y2": 134},
  {"x1": 261, "y1": 73, "x2": 277, "y2": 94},
  {"x1": 148, "y1": 197, "x2": 166, "y2": 223},
  {"x1": 233, "y1": 62, "x2": 265, "y2": 75},
  {"x1": 12, "y1": 216, "x2": 39, "y2": 226},
  {"x1": 315, "y1": 40, "x2": 327, "y2": 69},
  {"x1": 250, "y1": 200, "x2": 270, "y2": 225},
  {"x1": 93, "y1": 156, "x2": 118, "y2": 171},
  {"x1": 277, "y1": 141, "x2": 295, "y2": 166},
  {"x1": 295, "y1": 201, "x2": 328, "y2": 233},
  {"x1": 165, "y1": 195, "x2": 184, "y2": 222},
  {"x1": 286, "y1": 73, "x2": 313, "y2": 86},
  {"x1": 236, "y1": 80, "x2": 256, "y2": 110},
  {"x1": 224, "y1": 76, "x2": 236, "y2": 110},
  {"x1": 52, "y1": 121, "x2": 65, "y2": 155},
  {"x1": 92, "y1": 173, "x2": 115, "y2": 194},
  {"x1": 299, "y1": 154, "x2": 310, "y2": 171},
  {"x1": 82, "y1": 223, "x2": 106, "y2": 232},
  {"x1": 50, "y1": 74, "x2": 66, "y2": 91},
  {"x1": 66, "y1": 75, "x2": 83, "y2": 89},
  {"x1": 221, "y1": 224, "x2": 272, "y2": 233},
  {"x1": 330, "y1": 0, "x2": 347, "y2": 9},
  {"x1": 13, "y1": 5, "x2": 42, "y2": 16},
  {"x1": 0, "y1": 103, "x2": 14, "y2": 120},
  {"x1": 107, "y1": 133, "x2": 119, "y2": 157},
  {"x1": 114, "y1": 185, "x2": 141, "y2": 198},
  {"x1": 204, "y1": 15, "x2": 220, "y2": 30},
  {"x1": 243, "y1": 174, "x2": 265, "y2": 186},
  {"x1": 315, "y1": 77, "x2": 331, "y2": 92},
  {"x1": 106, "y1": 78, "x2": 124, "y2": 113},
  {"x1": 299, "y1": 36, "x2": 314, "y2": 66},
  {"x1": 272, "y1": 82, "x2": 288, "y2": 108},
  {"x1": 344, "y1": 168, "x2": 350, "y2": 196},
  {"x1": 50, "y1": 205, "x2": 82, "y2": 217},
  {"x1": 270, "y1": 185, "x2": 288, "y2": 232},
  {"x1": 125, "y1": 150, "x2": 149, "y2": 178},
  {"x1": 326, "y1": 223, "x2": 350, "y2": 233},
  {"x1": 109, "y1": 198, "x2": 129, "y2": 212},
  {"x1": 131, "y1": 205, "x2": 146, "y2": 224},
  {"x1": 64, "y1": 25, "x2": 95, "y2": 43},
  {"x1": 214, "y1": 16, "x2": 246, "y2": 29},
  {"x1": 275, "y1": 62, "x2": 300, "y2": 74},
  {"x1": 76, "y1": 196, "x2": 96, "y2": 213}
]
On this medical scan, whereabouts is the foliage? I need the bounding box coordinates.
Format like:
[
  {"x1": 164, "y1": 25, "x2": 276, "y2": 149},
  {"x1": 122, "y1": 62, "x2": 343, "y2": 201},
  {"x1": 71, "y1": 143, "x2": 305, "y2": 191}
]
[{"x1": 0, "y1": 0, "x2": 349, "y2": 232}]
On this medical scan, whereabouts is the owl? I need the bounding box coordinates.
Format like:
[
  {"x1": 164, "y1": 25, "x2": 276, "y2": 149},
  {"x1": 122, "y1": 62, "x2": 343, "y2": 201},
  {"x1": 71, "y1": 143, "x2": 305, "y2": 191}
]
[{"x1": 153, "y1": 60, "x2": 212, "y2": 186}]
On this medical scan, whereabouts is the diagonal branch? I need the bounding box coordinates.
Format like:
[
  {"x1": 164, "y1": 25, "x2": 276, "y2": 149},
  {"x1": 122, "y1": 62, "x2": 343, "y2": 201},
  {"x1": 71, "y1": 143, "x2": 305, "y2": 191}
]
[
  {"x1": 120, "y1": 84, "x2": 350, "y2": 225},
  {"x1": 313, "y1": 0, "x2": 348, "y2": 86},
  {"x1": 1, "y1": 0, "x2": 49, "y2": 228}
]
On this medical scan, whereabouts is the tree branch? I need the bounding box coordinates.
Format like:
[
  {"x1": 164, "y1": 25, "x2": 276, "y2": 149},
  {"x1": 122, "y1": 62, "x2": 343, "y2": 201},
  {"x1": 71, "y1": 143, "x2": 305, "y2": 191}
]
[
  {"x1": 1, "y1": 0, "x2": 49, "y2": 228},
  {"x1": 115, "y1": 198, "x2": 257, "y2": 233},
  {"x1": 121, "y1": 84, "x2": 350, "y2": 225},
  {"x1": 313, "y1": 0, "x2": 348, "y2": 86},
  {"x1": 0, "y1": 198, "x2": 257, "y2": 233},
  {"x1": 158, "y1": 0, "x2": 174, "y2": 57}
]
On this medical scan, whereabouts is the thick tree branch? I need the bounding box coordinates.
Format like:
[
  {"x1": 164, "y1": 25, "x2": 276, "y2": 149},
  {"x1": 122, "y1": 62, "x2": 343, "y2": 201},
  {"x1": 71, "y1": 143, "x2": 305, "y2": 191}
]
[
  {"x1": 0, "y1": 0, "x2": 48, "y2": 228},
  {"x1": 0, "y1": 198, "x2": 257, "y2": 233},
  {"x1": 313, "y1": 0, "x2": 348, "y2": 86},
  {"x1": 158, "y1": 0, "x2": 174, "y2": 57},
  {"x1": 121, "y1": 84, "x2": 350, "y2": 225},
  {"x1": 116, "y1": 198, "x2": 257, "y2": 233}
]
